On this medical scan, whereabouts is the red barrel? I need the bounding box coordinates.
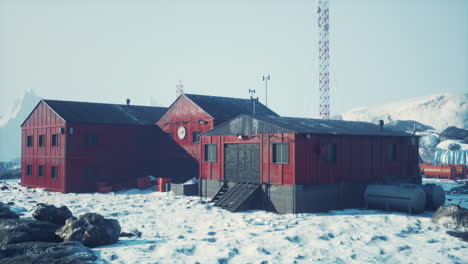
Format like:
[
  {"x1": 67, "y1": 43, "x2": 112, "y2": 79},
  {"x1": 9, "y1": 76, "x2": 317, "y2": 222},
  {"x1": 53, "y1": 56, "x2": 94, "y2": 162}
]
[
  {"x1": 423, "y1": 165, "x2": 457, "y2": 179},
  {"x1": 97, "y1": 186, "x2": 113, "y2": 193},
  {"x1": 157, "y1": 178, "x2": 172, "y2": 192},
  {"x1": 96, "y1": 182, "x2": 109, "y2": 189},
  {"x1": 454, "y1": 165, "x2": 468, "y2": 179}
]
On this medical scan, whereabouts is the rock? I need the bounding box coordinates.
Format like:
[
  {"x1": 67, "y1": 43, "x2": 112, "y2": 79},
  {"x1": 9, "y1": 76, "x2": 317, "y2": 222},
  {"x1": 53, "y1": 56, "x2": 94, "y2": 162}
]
[
  {"x1": 120, "y1": 229, "x2": 142, "y2": 238},
  {"x1": 0, "y1": 241, "x2": 97, "y2": 264},
  {"x1": 447, "y1": 143, "x2": 461, "y2": 151},
  {"x1": 432, "y1": 205, "x2": 468, "y2": 232},
  {"x1": 440, "y1": 126, "x2": 468, "y2": 141},
  {"x1": 419, "y1": 135, "x2": 440, "y2": 149},
  {"x1": 0, "y1": 219, "x2": 62, "y2": 245},
  {"x1": 56, "y1": 212, "x2": 121, "y2": 248},
  {"x1": 446, "y1": 231, "x2": 468, "y2": 242},
  {"x1": 1, "y1": 185, "x2": 9, "y2": 190},
  {"x1": 449, "y1": 185, "x2": 468, "y2": 195},
  {"x1": 419, "y1": 148, "x2": 436, "y2": 163},
  {"x1": 32, "y1": 203, "x2": 73, "y2": 225},
  {"x1": 0, "y1": 202, "x2": 19, "y2": 219}
]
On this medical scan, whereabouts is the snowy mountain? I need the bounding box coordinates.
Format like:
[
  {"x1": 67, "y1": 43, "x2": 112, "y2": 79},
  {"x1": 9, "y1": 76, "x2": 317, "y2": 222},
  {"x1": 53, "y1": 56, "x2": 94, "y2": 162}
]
[
  {"x1": 0, "y1": 90, "x2": 42, "y2": 161},
  {"x1": 337, "y1": 93, "x2": 468, "y2": 131}
]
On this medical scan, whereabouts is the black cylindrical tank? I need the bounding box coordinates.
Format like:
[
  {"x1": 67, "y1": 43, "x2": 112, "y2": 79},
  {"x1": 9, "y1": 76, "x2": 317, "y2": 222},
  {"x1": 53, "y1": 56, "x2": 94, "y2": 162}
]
[{"x1": 365, "y1": 185, "x2": 426, "y2": 214}]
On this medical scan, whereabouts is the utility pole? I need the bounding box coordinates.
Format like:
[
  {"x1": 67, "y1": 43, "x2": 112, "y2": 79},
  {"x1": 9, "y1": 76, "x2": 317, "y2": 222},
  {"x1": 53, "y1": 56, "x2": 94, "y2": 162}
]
[{"x1": 262, "y1": 75, "x2": 270, "y2": 106}]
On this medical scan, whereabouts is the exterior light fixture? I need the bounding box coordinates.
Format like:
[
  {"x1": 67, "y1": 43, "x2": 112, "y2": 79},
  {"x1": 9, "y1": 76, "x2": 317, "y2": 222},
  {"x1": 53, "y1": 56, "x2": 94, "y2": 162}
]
[
  {"x1": 199, "y1": 119, "x2": 208, "y2": 125},
  {"x1": 237, "y1": 134, "x2": 243, "y2": 139}
]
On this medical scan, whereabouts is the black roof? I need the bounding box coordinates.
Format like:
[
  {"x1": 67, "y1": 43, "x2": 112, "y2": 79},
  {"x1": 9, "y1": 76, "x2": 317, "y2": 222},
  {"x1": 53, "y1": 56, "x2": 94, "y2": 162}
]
[
  {"x1": 184, "y1": 94, "x2": 278, "y2": 120},
  {"x1": 35, "y1": 100, "x2": 167, "y2": 126},
  {"x1": 202, "y1": 115, "x2": 414, "y2": 137}
]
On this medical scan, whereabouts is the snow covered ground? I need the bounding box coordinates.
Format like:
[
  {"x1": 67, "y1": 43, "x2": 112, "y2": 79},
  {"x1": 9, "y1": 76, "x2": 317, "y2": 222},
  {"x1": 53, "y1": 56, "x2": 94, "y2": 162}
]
[{"x1": 1, "y1": 179, "x2": 467, "y2": 264}]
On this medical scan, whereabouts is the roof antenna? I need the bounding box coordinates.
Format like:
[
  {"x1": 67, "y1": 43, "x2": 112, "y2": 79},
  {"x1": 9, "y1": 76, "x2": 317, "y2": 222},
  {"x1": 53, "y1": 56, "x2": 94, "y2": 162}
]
[
  {"x1": 262, "y1": 75, "x2": 270, "y2": 106},
  {"x1": 176, "y1": 80, "x2": 184, "y2": 98},
  {"x1": 249, "y1": 89, "x2": 257, "y2": 115},
  {"x1": 126, "y1": 98, "x2": 130, "y2": 106}
]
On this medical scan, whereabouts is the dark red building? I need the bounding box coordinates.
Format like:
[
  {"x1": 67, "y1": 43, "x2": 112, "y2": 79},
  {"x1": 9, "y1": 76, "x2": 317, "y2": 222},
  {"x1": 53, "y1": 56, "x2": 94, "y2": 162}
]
[
  {"x1": 156, "y1": 94, "x2": 278, "y2": 178},
  {"x1": 200, "y1": 115, "x2": 420, "y2": 213},
  {"x1": 21, "y1": 100, "x2": 168, "y2": 193}
]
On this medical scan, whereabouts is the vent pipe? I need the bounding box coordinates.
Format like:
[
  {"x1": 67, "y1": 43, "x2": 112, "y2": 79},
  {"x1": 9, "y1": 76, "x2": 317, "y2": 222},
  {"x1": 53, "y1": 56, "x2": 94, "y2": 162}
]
[
  {"x1": 379, "y1": 120, "x2": 384, "y2": 131},
  {"x1": 126, "y1": 98, "x2": 130, "y2": 106},
  {"x1": 249, "y1": 89, "x2": 257, "y2": 115}
]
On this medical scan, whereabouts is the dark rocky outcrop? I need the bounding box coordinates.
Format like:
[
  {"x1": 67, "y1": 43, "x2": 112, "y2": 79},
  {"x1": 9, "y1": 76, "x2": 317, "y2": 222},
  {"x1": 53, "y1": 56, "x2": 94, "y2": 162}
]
[
  {"x1": 0, "y1": 219, "x2": 61, "y2": 245},
  {"x1": 0, "y1": 202, "x2": 19, "y2": 219},
  {"x1": 120, "y1": 229, "x2": 142, "y2": 238},
  {"x1": 446, "y1": 231, "x2": 468, "y2": 242},
  {"x1": 0, "y1": 241, "x2": 97, "y2": 264},
  {"x1": 447, "y1": 143, "x2": 461, "y2": 151},
  {"x1": 432, "y1": 205, "x2": 468, "y2": 232},
  {"x1": 440, "y1": 126, "x2": 468, "y2": 141},
  {"x1": 32, "y1": 203, "x2": 73, "y2": 225},
  {"x1": 56, "y1": 212, "x2": 121, "y2": 248}
]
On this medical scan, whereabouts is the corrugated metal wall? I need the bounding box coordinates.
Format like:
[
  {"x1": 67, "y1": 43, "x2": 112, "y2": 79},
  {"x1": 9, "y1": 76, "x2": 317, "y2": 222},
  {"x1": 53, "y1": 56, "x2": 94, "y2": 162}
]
[
  {"x1": 200, "y1": 133, "x2": 296, "y2": 185},
  {"x1": 21, "y1": 101, "x2": 66, "y2": 191},
  {"x1": 201, "y1": 133, "x2": 418, "y2": 186}
]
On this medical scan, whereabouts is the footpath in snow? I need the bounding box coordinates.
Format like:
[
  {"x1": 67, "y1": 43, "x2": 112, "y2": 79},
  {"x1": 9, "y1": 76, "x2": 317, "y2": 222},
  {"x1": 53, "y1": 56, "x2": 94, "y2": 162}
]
[{"x1": 0, "y1": 179, "x2": 467, "y2": 264}]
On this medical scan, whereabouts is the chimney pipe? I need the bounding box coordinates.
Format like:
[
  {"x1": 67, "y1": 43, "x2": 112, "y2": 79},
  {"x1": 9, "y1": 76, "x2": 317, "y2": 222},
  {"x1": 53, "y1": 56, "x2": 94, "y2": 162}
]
[
  {"x1": 126, "y1": 98, "x2": 130, "y2": 106},
  {"x1": 379, "y1": 120, "x2": 384, "y2": 131}
]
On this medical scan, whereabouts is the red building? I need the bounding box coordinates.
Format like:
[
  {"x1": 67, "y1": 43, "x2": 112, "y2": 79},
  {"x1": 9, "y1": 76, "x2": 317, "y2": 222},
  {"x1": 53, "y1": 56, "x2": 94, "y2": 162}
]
[
  {"x1": 156, "y1": 94, "x2": 278, "y2": 178},
  {"x1": 200, "y1": 115, "x2": 420, "y2": 213},
  {"x1": 21, "y1": 100, "x2": 168, "y2": 193}
]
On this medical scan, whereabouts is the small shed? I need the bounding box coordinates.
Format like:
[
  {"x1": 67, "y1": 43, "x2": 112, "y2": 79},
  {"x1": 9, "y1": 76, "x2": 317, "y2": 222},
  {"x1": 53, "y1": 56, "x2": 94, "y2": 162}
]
[{"x1": 200, "y1": 115, "x2": 420, "y2": 213}]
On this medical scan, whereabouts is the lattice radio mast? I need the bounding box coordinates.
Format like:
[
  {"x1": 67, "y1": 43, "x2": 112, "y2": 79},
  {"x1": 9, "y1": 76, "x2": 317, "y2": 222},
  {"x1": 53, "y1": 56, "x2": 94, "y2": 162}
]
[{"x1": 318, "y1": 0, "x2": 330, "y2": 119}]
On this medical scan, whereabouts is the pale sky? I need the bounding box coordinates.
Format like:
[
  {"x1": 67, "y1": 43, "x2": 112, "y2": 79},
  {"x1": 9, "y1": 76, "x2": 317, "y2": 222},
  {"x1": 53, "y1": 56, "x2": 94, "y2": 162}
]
[{"x1": 0, "y1": 0, "x2": 467, "y2": 117}]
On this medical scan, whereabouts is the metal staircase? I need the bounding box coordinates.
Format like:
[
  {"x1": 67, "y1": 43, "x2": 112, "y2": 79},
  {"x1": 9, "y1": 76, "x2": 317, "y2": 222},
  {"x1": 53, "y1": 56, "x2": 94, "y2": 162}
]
[
  {"x1": 211, "y1": 183, "x2": 229, "y2": 204},
  {"x1": 212, "y1": 182, "x2": 261, "y2": 212}
]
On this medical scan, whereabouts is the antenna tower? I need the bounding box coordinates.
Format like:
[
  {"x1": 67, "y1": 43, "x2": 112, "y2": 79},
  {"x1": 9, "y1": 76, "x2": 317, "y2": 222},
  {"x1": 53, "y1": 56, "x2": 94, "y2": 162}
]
[
  {"x1": 176, "y1": 80, "x2": 184, "y2": 98},
  {"x1": 318, "y1": 0, "x2": 330, "y2": 119}
]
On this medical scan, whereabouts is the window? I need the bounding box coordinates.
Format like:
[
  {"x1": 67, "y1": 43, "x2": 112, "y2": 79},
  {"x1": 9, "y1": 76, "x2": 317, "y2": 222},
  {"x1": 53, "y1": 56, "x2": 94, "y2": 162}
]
[
  {"x1": 85, "y1": 134, "x2": 98, "y2": 146},
  {"x1": 273, "y1": 143, "x2": 289, "y2": 164},
  {"x1": 192, "y1": 131, "x2": 201, "y2": 143},
  {"x1": 387, "y1": 143, "x2": 397, "y2": 161},
  {"x1": 39, "y1": 135, "x2": 45, "y2": 147},
  {"x1": 38, "y1": 165, "x2": 44, "y2": 177},
  {"x1": 51, "y1": 166, "x2": 58, "y2": 179},
  {"x1": 204, "y1": 144, "x2": 217, "y2": 162},
  {"x1": 51, "y1": 134, "x2": 58, "y2": 147},
  {"x1": 322, "y1": 143, "x2": 337, "y2": 164},
  {"x1": 27, "y1": 136, "x2": 33, "y2": 147},
  {"x1": 26, "y1": 165, "x2": 32, "y2": 176}
]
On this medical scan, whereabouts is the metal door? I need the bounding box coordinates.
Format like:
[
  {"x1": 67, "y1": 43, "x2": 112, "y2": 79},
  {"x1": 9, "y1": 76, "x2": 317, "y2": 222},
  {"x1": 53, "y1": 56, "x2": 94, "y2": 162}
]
[{"x1": 224, "y1": 143, "x2": 260, "y2": 183}]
